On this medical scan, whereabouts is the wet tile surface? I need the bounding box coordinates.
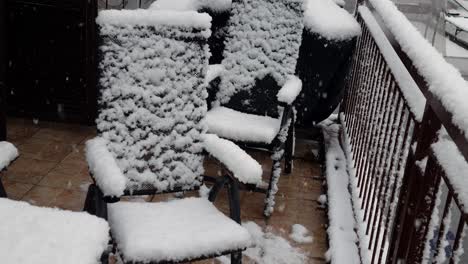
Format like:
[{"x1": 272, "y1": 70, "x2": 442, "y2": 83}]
[{"x1": 2, "y1": 118, "x2": 327, "y2": 263}]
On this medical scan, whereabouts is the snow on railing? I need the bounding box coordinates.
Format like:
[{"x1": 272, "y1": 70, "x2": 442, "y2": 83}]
[{"x1": 340, "y1": 0, "x2": 468, "y2": 263}]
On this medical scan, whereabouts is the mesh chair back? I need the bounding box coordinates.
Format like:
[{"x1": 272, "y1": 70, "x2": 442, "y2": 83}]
[
  {"x1": 96, "y1": 10, "x2": 210, "y2": 192},
  {"x1": 215, "y1": 0, "x2": 304, "y2": 116}
]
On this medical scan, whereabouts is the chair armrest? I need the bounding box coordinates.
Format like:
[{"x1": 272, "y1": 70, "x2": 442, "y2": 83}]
[
  {"x1": 276, "y1": 75, "x2": 302, "y2": 105},
  {"x1": 0, "y1": 141, "x2": 19, "y2": 172},
  {"x1": 204, "y1": 64, "x2": 226, "y2": 86},
  {"x1": 202, "y1": 134, "x2": 263, "y2": 185},
  {"x1": 85, "y1": 137, "x2": 127, "y2": 198}
]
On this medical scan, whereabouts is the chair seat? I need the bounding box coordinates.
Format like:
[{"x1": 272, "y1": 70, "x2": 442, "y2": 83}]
[
  {"x1": 108, "y1": 197, "x2": 252, "y2": 263},
  {"x1": 205, "y1": 107, "x2": 281, "y2": 144},
  {"x1": 0, "y1": 198, "x2": 109, "y2": 264}
]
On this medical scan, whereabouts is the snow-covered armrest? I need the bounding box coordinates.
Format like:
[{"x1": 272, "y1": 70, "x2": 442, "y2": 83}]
[
  {"x1": 204, "y1": 64, "x2": 226, "y2": 86},
  {"x1": 85, "y1": 137, "x2": 127, "y2": 198},
  {"x1": 202, "y1": 134, "x2": 262, "y2": 185},
  {"x1": 0, "y1": 141, "x2": 19, "y2": 171},
  {"x1": 276, "y1": 75, "x2": 302, "y2": 105}
]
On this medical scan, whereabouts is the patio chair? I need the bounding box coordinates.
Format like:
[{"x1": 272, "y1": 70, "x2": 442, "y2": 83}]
[
  {"x1": 84, "y1": 9, "x2": 262, "y2": 264},
  {"x1": 0, "y1": 141, "x2": 110, "y2": 264},
  {"x1": 203, "y1": 0, "x2": 304, "y2": 216}
]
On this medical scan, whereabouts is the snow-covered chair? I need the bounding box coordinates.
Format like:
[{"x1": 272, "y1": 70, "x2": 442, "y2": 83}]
[
  {"x1": 84, "y1": 9, "x2": 262, "y2": 264},
  {"x1": 204, "y1": 0, "x2": 304, "y2": 216},
  {"x1": 0, "y1": 142, "x2": 110, "y2": 264}
]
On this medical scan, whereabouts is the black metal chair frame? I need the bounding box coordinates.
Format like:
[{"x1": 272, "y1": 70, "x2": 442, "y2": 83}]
[
  {"x1": 207, "y1": 76, "x2": 296, "y2": 216},
  {"x1": 84, "y1": 159, "x2": 245, "y2": 264}
]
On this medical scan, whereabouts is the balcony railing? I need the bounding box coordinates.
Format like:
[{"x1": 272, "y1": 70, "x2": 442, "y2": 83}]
[{"x1": 341, "y1": 1, "x2": 468, "y2": 263}]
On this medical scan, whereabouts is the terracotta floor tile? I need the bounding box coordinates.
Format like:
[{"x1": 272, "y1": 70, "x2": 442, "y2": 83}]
[
  {"x1": 22, "y1": 186, "x2": 87, "y2": 211},
  {"x1": 18, "y1": 138, "x2": 75, "y2": 162},
  {"x1": 2, "y1": 157, "x2": 57, "y2": 184},
  {"x1": 21, "y1": 185, "x2": 64, "y2": 207},
  {"x1": 37, "y1": 170, "x2": 91, "y2": 192},
  {"x1": 32, "y1": 126, "x2": 93, "y2": 144},
  {"x1": 6, "y1": 119, "x2": 41, "y2": 146},
  {"x1": 1, "y1": 179, "x2": 34, "y2": 200}
]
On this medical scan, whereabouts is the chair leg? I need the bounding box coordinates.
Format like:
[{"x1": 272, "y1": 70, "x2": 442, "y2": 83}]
[
  {"x1": 284, "y1": 122, "x2": 294, "y2": 174},
  {"x1": 0, "y1": 178, "x2": 7, "y2": 198},
  {"x1": 83, "y1": 184, "x2": 96, "y2": 214},
  {"x1": 264, "y1": 153, "x2": 283, "y2": 217},
  {"x1": 227, "y1": 177, "x2": 241, "y2": 224},
  {"x1": 84, "y1": 184, "x2": 108, "y2": 220},
  {"x1": 231, "y1": 251, "x2": 242, "y2": 264}
]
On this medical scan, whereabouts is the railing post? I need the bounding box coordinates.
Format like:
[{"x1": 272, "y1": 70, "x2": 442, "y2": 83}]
[{"x1": 387, "y1": 105, "x2": 441, "y2": 264}]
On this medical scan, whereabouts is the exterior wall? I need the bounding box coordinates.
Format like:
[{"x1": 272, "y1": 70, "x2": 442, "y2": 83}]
[{"x1": 0, "y1": 0, "x2": 6, "y2": 140}]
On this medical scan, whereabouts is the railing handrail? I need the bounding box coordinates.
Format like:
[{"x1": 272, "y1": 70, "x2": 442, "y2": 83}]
[{"x1": 358, "y1": 0, "x2": 468, "y2": 166}]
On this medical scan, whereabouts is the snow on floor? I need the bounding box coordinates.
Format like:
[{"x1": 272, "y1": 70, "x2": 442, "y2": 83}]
[
  {"x1": 319, "y1": 117, "x2": 360, "y2": 264},
  {"x1": 217, "y1": 221, "x2": 309, "y2": 264},
  {"x1": 290, "y1": 224, "x2": 314, "y2": 244}
]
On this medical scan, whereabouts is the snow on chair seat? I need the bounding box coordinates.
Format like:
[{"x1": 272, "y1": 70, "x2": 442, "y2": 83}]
[
  {"x1": 0, "y1": 141, "x2": 18, "y2": 172},
  {"x1": 205, "y1": 106, "x2": 281, "y2": 144},
  {"x1": 108, "y1": 198, "x2": 251, "y2": 263},
  {"x1": 0, "y1": 198, "x2": 109, "y2": 264}
]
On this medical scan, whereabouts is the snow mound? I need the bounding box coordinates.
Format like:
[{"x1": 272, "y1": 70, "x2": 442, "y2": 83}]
[
  {"x1": 0, "y1": 198, "x2": 109, "y2": 264},
  {"x1": 204, "y1": 106, "x2": 281, "y2": 144},
  {"x1": 108, "y1": 198, "x2": 252, "y2": 262},
  {"x1": 432, "y1": 130, "x2": 468, "y2": 213},
  {"x1": 290, "y1": 224, "x2": 313, "y2": 244},
  {"x1": 228, "y1": 221, "x2": 308, "y2": 264},
  {"x1": 97, "y1": 9, "x2": 211, "y2": 36},
  {"x1": 202, "y1": 134, "x2": 263, "y2": 185},
  {"x1": 215, "y1": 0, "x2": 304, "y2": 105},
  {"x1": 303, "y1": 0, "x2": 361, "y2": 41},
  {"x1": 277, "y1": 75, "x2": 303, "y2": 105},
  {"x1": 149, "y1": 0, "x2": 232, "y2": 13},
  {"x1": 0, "y1": 141, "x2": 18, "y2": 171},
  {"x1": 85, "y1": 137, "x2": 127, "y2": 197},
  {"x1": 319, "y1": 119, "x2": 360, "y2": 264},
  {"x1": 96, "y1": 9, "x2": 210, "y2": 193}
]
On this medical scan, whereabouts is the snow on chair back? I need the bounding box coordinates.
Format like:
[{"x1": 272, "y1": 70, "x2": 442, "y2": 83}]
[
  {"x1": 215, "y1": 0, "x2": 304, "y2": 115},
  {"x1": 96, "y1": 10, "x2": 211, "y2": 193}
]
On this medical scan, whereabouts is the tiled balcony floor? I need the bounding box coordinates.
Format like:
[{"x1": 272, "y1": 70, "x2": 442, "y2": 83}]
[{"x1": 2, "y1": 118, "x2": 327, "y2": 263}]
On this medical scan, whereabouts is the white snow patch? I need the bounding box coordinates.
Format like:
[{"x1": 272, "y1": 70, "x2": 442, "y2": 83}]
[
  {"x1": 0, "y1": 142, "x2": 18, "y2": 171},
  {"x1": 303, "y1": 0, "x2": 361, "y2": 41},
  {"x1": 432, "y1": 130, "x2": 468, "y2": 213},
  {"x1": 276, "y1": 75, "x2": 303, "y2": 105},
  {"x1": 108, "y1": 198, "x2": 252, "y2": 263},
  {"x1": 243, "y1": 221, "x2": 308, "y2": 264},
  {"x1": 205, "y1": 106, "x2": 281, "y2": 144},
  {"x1": 318, "y1": 194, "x2": 327, "y2": 206},
  {"x1": 198, "y1": 184, "x2": 211, "y2": 198},
  {"x1": 96, "y1": 9, "x2": 211, "y2": 37},
  {"x1": 85, "y1": 137, "x2": 127, "y2": 197},
  {"x1": 205, "y1": 64, "x2": 226, "y2": 85},
  {"x1": 319, "y1": 118, "x2": 361, "y2": 264},
  {"x1": 149, "y1": 0, "x2": 232, "y2": 13},
  {"x1": 289, "y1": 224, "x2": 313, "y2": 244},
  {"x1": 202, "y1": 134, "x2": 262, "y2": 185},
  {"x1": 0, "y1": 198, "x2": 109, "y2": 264},
  {"x1": 367, "y1": 0, "x2": 468, "y2": 138}
]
